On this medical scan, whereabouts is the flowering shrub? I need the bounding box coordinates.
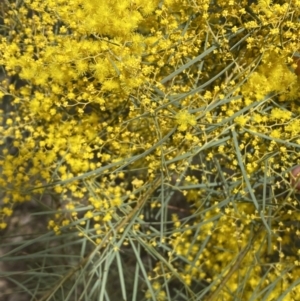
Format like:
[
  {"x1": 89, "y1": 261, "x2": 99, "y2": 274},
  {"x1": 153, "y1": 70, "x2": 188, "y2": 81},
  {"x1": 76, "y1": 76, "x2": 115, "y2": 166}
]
[{"x1": 1, "y1": 0, "x2": 300, "y2": 300}]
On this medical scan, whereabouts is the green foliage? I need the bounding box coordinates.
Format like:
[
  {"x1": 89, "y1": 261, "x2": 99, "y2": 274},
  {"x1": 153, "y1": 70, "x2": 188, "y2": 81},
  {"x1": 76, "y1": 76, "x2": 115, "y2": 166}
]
[{"x1": 1, "y1": 0, "x2": 300, "y2": 300}]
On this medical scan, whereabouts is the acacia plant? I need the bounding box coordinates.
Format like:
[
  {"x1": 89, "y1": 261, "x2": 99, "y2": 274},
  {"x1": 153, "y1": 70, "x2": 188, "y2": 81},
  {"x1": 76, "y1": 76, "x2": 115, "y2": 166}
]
[{"x1": 1, "y1": 0, "x2": 300, "y2": 300}]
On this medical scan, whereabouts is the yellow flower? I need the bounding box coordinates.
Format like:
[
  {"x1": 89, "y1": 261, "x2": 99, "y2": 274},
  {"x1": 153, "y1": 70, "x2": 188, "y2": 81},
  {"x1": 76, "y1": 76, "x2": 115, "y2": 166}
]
[
  {"x1": 270, "y1": 129, "x2": 281, "y2": 138},
  {"x1": 84, "y1": 211, "x2": 94, "y2": 219},
  {"x1": 175, "y1": 110, "x2": 196, "y2": 131},
  {"x1": 103, "y1": 213, "x2": 112, "y2": 222},
  {"x1": 2, "y1": 207, "x2": 13, "y2": 217},
  {"x1": 235, "y1": 116, "x2": 248, "y2": 127},
  {"x1": 270, "y1": 108, "x2": 291, "y2": 121},
  {"x1": 0, "y1": 222, "x2": 7, "y2": 229}
]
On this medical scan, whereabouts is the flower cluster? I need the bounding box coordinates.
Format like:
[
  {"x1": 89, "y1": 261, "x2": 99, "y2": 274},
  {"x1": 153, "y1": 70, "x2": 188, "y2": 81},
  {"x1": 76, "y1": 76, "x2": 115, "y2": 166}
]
[{"x1": 1, "y1": 0, "x2": 300, "y2": 299}]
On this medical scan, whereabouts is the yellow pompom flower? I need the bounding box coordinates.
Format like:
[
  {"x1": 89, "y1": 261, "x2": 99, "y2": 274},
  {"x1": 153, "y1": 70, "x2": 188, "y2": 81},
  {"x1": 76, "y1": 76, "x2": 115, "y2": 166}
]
[{"x1": 175, "y1": 110, "x2": 196, "y2": 131}]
